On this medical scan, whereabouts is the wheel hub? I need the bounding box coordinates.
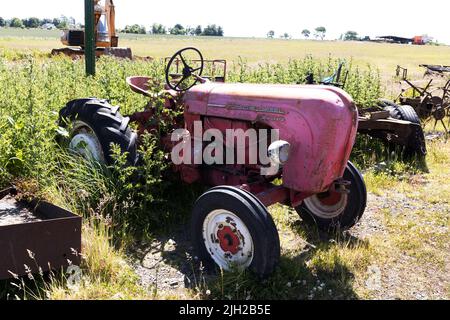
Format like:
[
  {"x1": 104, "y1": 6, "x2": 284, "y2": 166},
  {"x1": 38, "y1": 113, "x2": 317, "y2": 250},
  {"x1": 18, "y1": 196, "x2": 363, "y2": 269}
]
[
  {"x1": 69, "y1": 121, "x2": 105, "y2": 162},
  {"x1": 202, "y1": 210, "x2": 254, "y2": 270},
  {"x1": 217, "y1": 226, "x2": 241, "y2": 255},
  {"x1": 433, "y1": 107, "x2": 446, "y2": 121},
  {"x1": 317, "y1": 191, "x2": 343, "y2": 206},
  {"x1": 303, "y1": 190, "x2": 348, "y2": 219}
]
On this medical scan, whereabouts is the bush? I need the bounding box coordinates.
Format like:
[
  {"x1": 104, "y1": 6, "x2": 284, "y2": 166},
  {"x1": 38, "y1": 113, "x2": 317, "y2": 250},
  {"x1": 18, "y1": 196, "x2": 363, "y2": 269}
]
[{"x1": 228, "y1": 55, "x2": 382, "y2": 107}]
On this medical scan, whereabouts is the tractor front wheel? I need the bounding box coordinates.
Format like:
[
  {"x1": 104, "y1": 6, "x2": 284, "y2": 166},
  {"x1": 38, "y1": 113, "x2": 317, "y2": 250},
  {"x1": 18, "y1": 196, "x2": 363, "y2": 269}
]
[
  {"x1": 295, "y1": 161, "x2": 367, "y2": 232},
  {"x1": 191, "y1": 186, "x2": 280, "y2": 277}
]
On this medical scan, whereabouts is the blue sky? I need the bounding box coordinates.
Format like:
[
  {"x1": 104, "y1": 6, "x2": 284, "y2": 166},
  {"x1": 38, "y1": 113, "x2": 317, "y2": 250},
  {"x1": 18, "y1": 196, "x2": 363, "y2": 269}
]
[{"x1": 1, "y1": 0, "x2": 449, "y2": 44}]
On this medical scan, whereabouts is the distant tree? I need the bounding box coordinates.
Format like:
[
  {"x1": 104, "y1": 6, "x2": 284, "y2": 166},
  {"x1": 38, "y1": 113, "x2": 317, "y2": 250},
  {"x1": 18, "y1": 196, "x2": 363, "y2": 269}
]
[
  {"x1": 202, "y1": 24, "x2": 218, "y2": 36},
  {"x1": 10, "y1": 17, "x2": 24, "y2": 28},
  {"x1": 52, "y1": 18, "x2": 60, "y2": 27},
  {"x1": 267, "y1": 30, "x2": 275, "y2": 38},
  {"x1": 301, "y1": 29, "x2": 310, "y2": 39},
  {"x1": 123, "y1": 24, "x2": 146, "y2": 34},
  {"x1": 281, "y1": 33, "x2": 291, "y2": 40},
  {"x1": 202, "y1": 24, "x2": 224, "y2": 36},
  {"x1": 185, "y1": 26, "x2": 195, "y2": 36},
  {"x1": 194, "y1": 25, "x2": 202, "y2": 36},
  {"x1": 40, "y1": 18, "x2": 52, "y2": 25},
  {"x1": 0, "y1": 17, "x2": 5, "y2": 27},
  {"x1": 151, "y1": 23, "x2": 166, "y2": 35},
  {"x1": 52, "y1": 16, "x2": 69, "y2": 29},
  {"x1": 23, "y1": 17, "x2": 41, "y2": 28},
  {"x1": 344, "y1": 30, "x2": 359, "y2": 41},
  {"x1": 314, "y1": 26, "x2": 326, "y2": 40},
  {"x1": 169, "y1": 24, "x2": 186, "y2": 35}
]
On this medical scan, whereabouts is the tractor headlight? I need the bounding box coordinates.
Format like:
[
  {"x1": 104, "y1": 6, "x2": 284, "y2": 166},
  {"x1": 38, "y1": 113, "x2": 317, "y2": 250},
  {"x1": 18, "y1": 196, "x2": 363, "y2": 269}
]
[{"x1": 268, "y1": 140, "x2": 291, "y2": 165}]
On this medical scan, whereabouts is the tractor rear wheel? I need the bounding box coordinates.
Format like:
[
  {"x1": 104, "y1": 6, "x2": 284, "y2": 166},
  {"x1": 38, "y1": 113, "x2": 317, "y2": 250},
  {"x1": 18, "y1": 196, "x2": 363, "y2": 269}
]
[
  {"x1": 191, "y1": 186, "x2": 280, "y2": 277},
  {"x1": 59, "y1": 98, "x2": 138, "y2": 165},
  {"x1": 295, "y1": 161, "x2": 367, "y2": 232}
]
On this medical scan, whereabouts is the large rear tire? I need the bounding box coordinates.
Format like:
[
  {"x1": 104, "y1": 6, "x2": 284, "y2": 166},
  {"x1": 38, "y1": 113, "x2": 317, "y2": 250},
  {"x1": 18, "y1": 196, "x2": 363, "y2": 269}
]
[
  {"x1": 378, "y1": 100, "x2": 427, "y2": 157},
  {"x1": 295, "y1": 161, "x2": 367, "y2": 232},
  {"x1": 191, "y1": 186, "x2": 280, "y2": 277},
  {"x1": 59, "y1": 98, "x2": 138, "y2": 165},
  {"x1": 381, "y1": 101, "x2": 421, "y2": 125}
]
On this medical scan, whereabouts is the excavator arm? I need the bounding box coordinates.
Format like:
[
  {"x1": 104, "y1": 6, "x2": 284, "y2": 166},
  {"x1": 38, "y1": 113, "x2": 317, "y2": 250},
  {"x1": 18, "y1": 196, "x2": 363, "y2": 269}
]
[{"x1": 105, "y1": 0, "x2": 118, "y2": 46}]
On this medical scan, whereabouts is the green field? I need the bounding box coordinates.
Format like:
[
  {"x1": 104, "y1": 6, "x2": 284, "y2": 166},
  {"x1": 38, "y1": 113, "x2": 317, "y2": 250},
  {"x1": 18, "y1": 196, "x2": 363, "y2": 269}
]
[
  {"x1": 1, "y1": 28, "x2": 450, "y2": 80},
  {"x1": 0, "y1": 29, "x2": 449, "y2": 301}
]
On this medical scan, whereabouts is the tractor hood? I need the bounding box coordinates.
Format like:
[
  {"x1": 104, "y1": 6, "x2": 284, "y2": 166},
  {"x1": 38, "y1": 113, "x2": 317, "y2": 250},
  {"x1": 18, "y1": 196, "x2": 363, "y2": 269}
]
[{"x1": 183, "y1": 82, "x2": 359, "y2": 193}]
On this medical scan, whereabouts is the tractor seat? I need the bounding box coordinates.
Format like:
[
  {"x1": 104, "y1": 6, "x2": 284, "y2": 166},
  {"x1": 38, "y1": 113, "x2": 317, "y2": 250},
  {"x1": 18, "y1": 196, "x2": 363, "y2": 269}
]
[{"x1": 126, "y1": 76, "x2": 177, "y2": 98}]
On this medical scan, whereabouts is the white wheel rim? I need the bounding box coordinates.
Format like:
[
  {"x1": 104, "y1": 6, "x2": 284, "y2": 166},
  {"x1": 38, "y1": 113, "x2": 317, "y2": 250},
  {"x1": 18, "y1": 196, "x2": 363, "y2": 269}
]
[
  {"x1": 69, "y1": 121, "x2": 105, "y2": 163},
  {"x1": 202, "y1": 209, "x2": 254, "y2": 271},
  {"x1": 303, "y1": 192, "x2": 348, "y2": 219}
]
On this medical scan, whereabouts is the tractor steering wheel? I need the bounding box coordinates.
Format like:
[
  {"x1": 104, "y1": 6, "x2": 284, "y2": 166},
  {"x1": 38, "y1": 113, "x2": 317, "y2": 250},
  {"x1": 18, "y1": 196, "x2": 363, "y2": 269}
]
[{"x1": 165, "y1": 47, "x2": 204, "y2": 92}]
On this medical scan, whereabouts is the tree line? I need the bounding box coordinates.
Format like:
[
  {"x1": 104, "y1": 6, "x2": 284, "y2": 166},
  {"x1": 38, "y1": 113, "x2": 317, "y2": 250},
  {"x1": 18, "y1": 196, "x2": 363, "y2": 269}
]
[
  {"x1": 0, "y1": 18, "x2": 361, "y2": 41},
  {"x1": 267, "y1": 27, "x2": 327, "y2": 40},
  {"x1": 267, "y1": 28, "x2": 369, "y2": 41},
  {"x1": 122, "y1": 23, "x2": 224, "y2": 36},
  {"x1": 0, "y1": 16, "x2": 76, "y2": 29},
  {"x1": 0, "y1": 17, "x2": 224, "y2": 37}
]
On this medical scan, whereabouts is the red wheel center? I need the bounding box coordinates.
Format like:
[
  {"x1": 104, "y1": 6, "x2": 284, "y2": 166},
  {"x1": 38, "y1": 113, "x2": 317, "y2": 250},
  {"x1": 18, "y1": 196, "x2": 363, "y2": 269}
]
[
  {"x1": 217, "y1": 226, "x2": 241, "y2": 255},
  {"x1": 317, "y1": 191, "x2": 343, "y2": 206}
]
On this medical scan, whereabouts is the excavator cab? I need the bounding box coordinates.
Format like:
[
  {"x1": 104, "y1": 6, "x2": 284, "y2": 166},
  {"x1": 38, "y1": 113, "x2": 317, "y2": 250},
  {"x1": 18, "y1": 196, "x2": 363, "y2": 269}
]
[{"x1": 53, "y1": 0, "x2": 131, "y2": 59}]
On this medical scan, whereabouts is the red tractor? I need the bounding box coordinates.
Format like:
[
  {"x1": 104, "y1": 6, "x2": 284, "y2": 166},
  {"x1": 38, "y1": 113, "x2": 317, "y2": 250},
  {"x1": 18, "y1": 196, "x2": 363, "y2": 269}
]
[{"x1": 60, "y1": 48, "x2": 367, "y2": 276}]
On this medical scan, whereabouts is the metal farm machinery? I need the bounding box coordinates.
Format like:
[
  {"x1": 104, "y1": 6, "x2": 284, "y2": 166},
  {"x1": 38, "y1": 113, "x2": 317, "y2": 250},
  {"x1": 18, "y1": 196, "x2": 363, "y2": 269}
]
[
  {"x1": 395, "y1": 65, "x2": 450, "y2": 132},
  {"x1": 52, "y1": 0, "x2": 133, "y2": 60},
  {"x1": 57, "y1": 47, "x2": 435, "y2": 277},
  {"x1": 60, "y1": 48, "x2": 368, "y2": 276}
]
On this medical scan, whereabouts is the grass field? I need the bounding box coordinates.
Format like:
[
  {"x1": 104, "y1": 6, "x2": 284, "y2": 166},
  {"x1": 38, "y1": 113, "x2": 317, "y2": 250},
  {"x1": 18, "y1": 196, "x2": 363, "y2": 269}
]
[
  {"x1": 0, "y1": 29, "x2": 449, "y2": 300},
  {"x1": 1, "y1": 28, "x2": 450, "y2": 80}
]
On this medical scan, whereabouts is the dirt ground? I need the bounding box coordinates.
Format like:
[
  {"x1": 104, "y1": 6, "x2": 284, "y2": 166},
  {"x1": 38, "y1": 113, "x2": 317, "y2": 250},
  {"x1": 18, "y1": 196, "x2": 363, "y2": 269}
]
[
  {"x1": 128, "y1": 189, "x2": 449, "y2": 300},
  {"x1": 351, "y1": 193, "x2": 449, "y2": 300}
]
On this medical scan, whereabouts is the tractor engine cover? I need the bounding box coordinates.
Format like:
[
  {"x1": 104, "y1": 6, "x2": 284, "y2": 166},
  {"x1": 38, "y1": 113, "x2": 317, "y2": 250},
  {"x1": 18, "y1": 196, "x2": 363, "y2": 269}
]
[{"x1": 183, "y1": 82, "x2": 358, "y2": 194}]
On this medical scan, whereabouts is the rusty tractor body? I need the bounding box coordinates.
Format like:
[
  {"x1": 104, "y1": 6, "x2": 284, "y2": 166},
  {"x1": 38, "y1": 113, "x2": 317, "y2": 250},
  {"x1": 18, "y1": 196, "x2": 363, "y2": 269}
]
[{"x1": 60, "y1": 48, "x2": 367, "y2": 276}]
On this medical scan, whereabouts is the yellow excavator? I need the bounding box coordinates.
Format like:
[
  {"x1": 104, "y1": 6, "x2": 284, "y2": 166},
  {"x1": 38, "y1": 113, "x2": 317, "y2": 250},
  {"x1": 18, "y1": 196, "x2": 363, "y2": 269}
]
[{"x1": 52, "y1": 0, "x2": 132, "y2": 59}]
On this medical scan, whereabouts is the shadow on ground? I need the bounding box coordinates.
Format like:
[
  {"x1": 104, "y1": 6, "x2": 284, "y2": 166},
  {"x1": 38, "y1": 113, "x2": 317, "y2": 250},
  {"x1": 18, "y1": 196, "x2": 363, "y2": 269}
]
[{"x1": 128, "y1": 218, "x2": 365, "y2": 300}]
